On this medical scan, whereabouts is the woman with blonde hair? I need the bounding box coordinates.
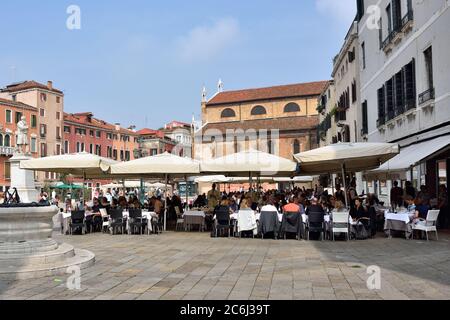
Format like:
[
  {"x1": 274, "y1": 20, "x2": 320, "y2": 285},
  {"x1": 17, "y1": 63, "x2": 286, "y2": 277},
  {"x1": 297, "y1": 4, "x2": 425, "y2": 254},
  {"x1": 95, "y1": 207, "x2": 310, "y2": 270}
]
[{"x1": 333, "y1": 200, "x2": 346, "y2": 212}]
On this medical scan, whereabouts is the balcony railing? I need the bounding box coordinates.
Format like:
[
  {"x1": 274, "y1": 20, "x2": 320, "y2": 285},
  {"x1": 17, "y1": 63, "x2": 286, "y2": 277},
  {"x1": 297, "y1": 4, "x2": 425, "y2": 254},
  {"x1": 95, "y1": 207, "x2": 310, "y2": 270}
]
[
  {"x1": 401, "y1": 10, "x2": 414, "y2": 29},
  {"x1": 377, "y1": 117, "x2": 386, "y2": 127},
  {"x1": 382, "y1": 10, "x2": 414, "y2": 51},
  {"x1": 418, "y1": 87, "x2": 435, "y2": 105},
  {"x1": 386, "y1": 110, "x2": 396, "y2": 121},
  {"x1": 0, "y1": 146, "x2": 15, "y2": 156}
]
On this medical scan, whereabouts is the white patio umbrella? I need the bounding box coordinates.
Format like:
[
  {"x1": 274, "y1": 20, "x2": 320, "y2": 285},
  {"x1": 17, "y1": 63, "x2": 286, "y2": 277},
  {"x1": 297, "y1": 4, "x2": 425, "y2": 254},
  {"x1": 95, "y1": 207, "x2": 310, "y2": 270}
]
[
  {"x1": 194, "y1": 175, "x2": 230, "y2": 183},
  {"x1": 20, "y1": 152, "x2": 118, "y2": 204},
  {"x1": 110, "y1": 152, "x2": 201, "y2": 231},
  {"x1": 20, "y1": 152, "x2": 117, "y2": 178},
  {"x1": 200, "y1": 149, "x2": 297, "y2": 177},
  {"x1": 294, "y1": 142, "x2": 400, "y2": 206}
]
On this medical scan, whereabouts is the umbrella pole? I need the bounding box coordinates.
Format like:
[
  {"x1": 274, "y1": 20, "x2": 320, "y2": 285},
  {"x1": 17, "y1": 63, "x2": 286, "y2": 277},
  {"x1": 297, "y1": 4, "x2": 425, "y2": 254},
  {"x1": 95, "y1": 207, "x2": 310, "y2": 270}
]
[
  {"x1": 164, "y1": 174, "x2": 168, "y2": 232},
  {"x1": 341, "y1": 163, "x2": 349, "y2": 208},
  {"x1": 140, "y1": 178, "x2": 145, "y2": 204},
  {"x1": 185, "y1": 175, "x2": 188, "y2": 210}
]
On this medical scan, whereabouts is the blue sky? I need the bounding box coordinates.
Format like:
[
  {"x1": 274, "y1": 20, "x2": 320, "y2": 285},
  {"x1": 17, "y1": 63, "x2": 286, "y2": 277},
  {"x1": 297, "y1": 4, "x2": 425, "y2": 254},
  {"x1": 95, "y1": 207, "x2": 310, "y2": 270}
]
[{"x1": 0, "y1": 0, "x2": 356, "y2": 129}]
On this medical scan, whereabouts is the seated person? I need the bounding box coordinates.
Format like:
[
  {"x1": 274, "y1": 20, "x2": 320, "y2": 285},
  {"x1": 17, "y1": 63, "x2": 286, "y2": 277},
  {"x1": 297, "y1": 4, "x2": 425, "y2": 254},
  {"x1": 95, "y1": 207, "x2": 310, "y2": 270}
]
[
  {"x1": 332, "y1": 200, "x2": 347, "y2": 213},
  {"x1": 404, "y1": 195, "x2": 416, "y2": 215},
  {"x1": 283, "y1": 196, "x2": 300, "y2": 214},
  {"x1": 350, "y1": 198, "x2": 368, "y2": 221},
  {"x1": 306, "y1": 198, "x2": 325, "y2": 216},
  {"x1": 414, "y1": 197, "x2": 430, "y2": 224}
]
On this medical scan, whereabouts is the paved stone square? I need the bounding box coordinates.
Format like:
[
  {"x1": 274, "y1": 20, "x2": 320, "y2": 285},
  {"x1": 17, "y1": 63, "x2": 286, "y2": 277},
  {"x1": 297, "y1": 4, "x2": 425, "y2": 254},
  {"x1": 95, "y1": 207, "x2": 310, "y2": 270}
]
[{"x1": 1, "y1": 231, "x2": 450, "y2": 300}]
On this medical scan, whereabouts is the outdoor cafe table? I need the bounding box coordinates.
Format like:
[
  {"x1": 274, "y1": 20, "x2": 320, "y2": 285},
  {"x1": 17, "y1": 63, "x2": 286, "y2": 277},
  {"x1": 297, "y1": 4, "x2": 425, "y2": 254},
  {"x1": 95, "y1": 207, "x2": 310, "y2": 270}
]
[
  {"x1": 384, "y1": 211, "x2": 414, "y2": 238},
  {"x1": 60, "y1": 211, "x2": 101, "y2": 235},
  {"x1": 122, "y1": 210, "x2": 157, "y2": 233},
  {"x1": 183, "y1": 211, "x2": 206, "y2": 231}
]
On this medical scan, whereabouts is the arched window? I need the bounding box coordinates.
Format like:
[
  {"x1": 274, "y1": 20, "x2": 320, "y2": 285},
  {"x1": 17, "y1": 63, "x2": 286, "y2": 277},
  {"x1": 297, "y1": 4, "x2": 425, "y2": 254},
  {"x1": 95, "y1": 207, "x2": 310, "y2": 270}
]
[
  {"x1": 0, "y1": 135, "x2": 3, "y2": 147},
  {"x1": 293, "y1": 139, "x2": 300, "y2": 155},
  {"x1": 221, "y1": 108, "x2": 236, "y2": 118},
  {"x1": 4, "y1": 135, "x2": 11, "y2": 147},
  {"x1": 284, "y1": 102, "x2": 300, "y2": 113},
  {"x1": 251, "y1": 105, "x2": 267, "y2": 116}
]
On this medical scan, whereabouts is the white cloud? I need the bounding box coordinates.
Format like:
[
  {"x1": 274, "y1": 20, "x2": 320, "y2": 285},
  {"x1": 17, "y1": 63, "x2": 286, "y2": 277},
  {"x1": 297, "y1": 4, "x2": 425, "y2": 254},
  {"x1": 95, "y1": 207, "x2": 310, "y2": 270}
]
[
  {"x1": 315, "y1": 0, "x2": 357, "y2": 24},
  {"x1": 177, "y1": 17, "x2": 240, "y2": 63}
]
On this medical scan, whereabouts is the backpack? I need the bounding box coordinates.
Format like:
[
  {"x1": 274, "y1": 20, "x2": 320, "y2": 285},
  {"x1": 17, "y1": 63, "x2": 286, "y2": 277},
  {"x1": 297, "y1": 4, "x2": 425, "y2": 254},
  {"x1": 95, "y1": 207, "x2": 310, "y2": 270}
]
[{"x1": 355, "y1": 222, "x2": 369, "y2": 240}]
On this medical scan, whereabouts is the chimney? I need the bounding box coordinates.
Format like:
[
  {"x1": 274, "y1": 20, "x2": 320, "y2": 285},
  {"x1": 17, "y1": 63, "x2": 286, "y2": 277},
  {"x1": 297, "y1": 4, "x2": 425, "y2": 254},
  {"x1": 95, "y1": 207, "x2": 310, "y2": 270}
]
[
  {"x1": 115, "y1": 123, "x2": 121, "y2": 131},
  {"x1": 47, "y1": 81, "x2": 53, "y2": 90}
]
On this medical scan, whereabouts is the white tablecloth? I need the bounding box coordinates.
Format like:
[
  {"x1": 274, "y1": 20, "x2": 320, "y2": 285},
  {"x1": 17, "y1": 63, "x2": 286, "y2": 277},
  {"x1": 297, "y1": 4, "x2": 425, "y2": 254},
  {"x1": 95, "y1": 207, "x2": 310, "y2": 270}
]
[
  {"x1": 385, "y1": 212, "x2": 412, "y2": 224},
  {"x1": 183, "y1": 211, "x2": 206, "y2": 218}
]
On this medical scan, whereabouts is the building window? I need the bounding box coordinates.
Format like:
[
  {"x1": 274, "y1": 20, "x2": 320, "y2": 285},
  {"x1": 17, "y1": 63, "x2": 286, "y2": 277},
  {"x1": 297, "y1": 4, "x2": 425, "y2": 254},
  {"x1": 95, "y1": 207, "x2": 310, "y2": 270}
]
[
  {"x1": 361, "y1": 42, "x2": 366, "y2": 69},
  {"x1": 404, "y1": 59, "x2": 416, "y2": 109},
  {"x1": 56, "y1": 96, "x2": 61, "y2": 103},
  {"x1": 284, "y1": 103, "x2": 301, "y2": 113},
  {"x1": 120, "y1": 150, "x2": 124, "y2": 161},
  {"x1": 267, "y1": 139, "x2": 273, "y2": 154},
  {"x1": 113, "y1": 149, "x2": 118, "y2": 160},
  {"x1": 96, "y1": 130, "x2": 101, "y2": 138},
  {"x1": 56, "y1": 112, "x2": 60, "y2": 120},
  {"x1": 15, "y1": 111, "x2": 23, "y2": 124},
  {"x1": 40, "y1": 93, "x2": 47, "y2": 102},
  {"x1": 251, "y1": 105, "x2": 267, "y2": 116},
  {"x1": 356, "y1": 0, "x2": 365, "y2": 21},
  {"x1": 377, "y1": 86, "x2": 386, "y2": 126},
  {"x1": 362, "y1": 101, "x2": 368, "y2": 135},
  {"x1": 75, "y1": 128, "x2": 86, "y2": 135},
  {"x1": 5, "y1": 110, "x2": 12, "y2": 123},
  {"x1": 386, "y1": 3, "x2": 392, "y2": 33},
  {"x1": 64, "y1": 140, "x2": 69, "y2": 154},
  {"x1": 0, "y1": 135, "x2": 3, "y2": 146},
  {"x1": 40, "y1": 124, "x2": 47, "y2": 138},
  {"x1": 40, "y1": 143, "x2": 47, "y2": 157},
  {"x1": 424, "y1": 46, "x2": 434, "y2": 91},
  {"x1": 56, "y1": 144, "x2": 61, "y2": 155},
  {"x1": 40, "y1": 108, "x2": 45, "y2": 117},
  {"x1": 31, "y1": 115, "x2": 37, "y2": 128},
  {"x1": 90, "y1": 130, "x2": 94, "y2": 137},
  {"x1": 81, "y1": 143, "x2": 85, "y2": 152},
  {"x1": 5, "y1": 162, "x2": 11, "y2": 180},
  {"x1": 4, "y1": 135, "x2": 11, "y2": 147},
  {"x1": 392, "y1": 0, "x2": 402, "y2": 31},
  {"x1": 394, "y1": 70, "x2": 404, "y2": 115},
  {"x1": 150, "y1": 149, "x2": 158, "y2": 156},
  {"x1": 125, "y1": 151, "x2": 130, "y2": 161},
  {"x1": 90, "y1": 144, "x2": 93, "y2": 154},
  {"x1": 293, "y1": 139, "x2": 300, "y2": 155},
  {"x1": 76, "y1": 142, "x2": 81, "y2": 153},
  {"x1": 31, "y1": 137, "x2": 37, "y2": 153},
  {"x1": 11, "y1": 95, "x2": 17, "y2": 102},
  {"x1": 351, "y1": 80, "x2": 357, "y2": 103},
  {"x1": 64, "y1": 126, "x2": 71, "y2": 133},
  {"x1": 385, "y1": 78, "x2": 394, "y2": 121},
  {"x1": 56, "y1": 127, "x2": 61, "y2": 139},
  {"x1": 107, "y1": 133, "x2": 113, "y2": 140},
  {"x1": 220, "y1": 108, "x2": 236, "y2": 118},
  {"x1": 378, "y1": 18, "x2": 383, "y2": 49}
]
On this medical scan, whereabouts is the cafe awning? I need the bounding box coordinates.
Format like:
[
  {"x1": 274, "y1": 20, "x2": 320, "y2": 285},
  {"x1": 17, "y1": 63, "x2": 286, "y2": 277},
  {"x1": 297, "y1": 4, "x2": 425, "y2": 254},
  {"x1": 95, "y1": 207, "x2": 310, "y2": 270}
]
[{"x1": 372, "y1": 135, "x2": 450, "y2": 174}]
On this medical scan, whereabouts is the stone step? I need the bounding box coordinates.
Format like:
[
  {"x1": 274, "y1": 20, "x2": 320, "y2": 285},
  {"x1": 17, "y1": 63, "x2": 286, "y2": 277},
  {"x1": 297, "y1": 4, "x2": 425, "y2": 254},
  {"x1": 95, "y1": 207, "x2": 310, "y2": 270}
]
[
  {"x1": 0, "y1": 243, "x2": 76, "y2": 265},
  {"x1": 0, "y1": 248, "x2": 95, "y2": 280}
]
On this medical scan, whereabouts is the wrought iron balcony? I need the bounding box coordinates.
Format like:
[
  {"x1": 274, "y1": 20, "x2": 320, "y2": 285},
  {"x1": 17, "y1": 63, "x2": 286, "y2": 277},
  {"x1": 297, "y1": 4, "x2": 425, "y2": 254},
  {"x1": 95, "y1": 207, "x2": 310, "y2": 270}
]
[
  {"x1": 386, "y1": 110, "x2": 396, "y2": 121},
  {"x1": 419, "y1": 88, "x2": 435, "y2": 105},
  {"x1": 401, "y1": 10, "x2": 414, "y2": 30},
  {"x1": 377, "y1": 117, "x2": 386, "y2": 127},
  {"x1": 0, "y1": 146, "x2": 16, "y2": 156}
]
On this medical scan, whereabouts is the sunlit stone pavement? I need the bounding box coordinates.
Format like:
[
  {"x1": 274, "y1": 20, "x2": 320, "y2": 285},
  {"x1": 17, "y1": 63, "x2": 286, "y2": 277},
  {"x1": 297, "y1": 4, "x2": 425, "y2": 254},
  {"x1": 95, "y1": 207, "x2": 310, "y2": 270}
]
[{"x1": 1, "y1": 231, "x2": 450, "y2": 300}]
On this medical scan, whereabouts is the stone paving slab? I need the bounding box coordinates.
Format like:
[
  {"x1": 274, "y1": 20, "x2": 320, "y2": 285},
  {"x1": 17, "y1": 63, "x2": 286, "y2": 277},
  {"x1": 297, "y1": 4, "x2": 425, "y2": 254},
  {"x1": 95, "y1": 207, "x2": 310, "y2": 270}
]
[{"x1": 0, "y1": 231, "x2": 450, "y2": 300}]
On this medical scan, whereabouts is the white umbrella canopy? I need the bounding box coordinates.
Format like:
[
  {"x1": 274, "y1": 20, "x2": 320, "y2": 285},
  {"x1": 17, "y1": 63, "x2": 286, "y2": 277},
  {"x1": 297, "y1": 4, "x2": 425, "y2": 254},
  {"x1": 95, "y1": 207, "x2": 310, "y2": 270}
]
[
  {"x1": 294, "y1": 143, "x2": 400, "y2": 175},
  {"x1": 194, "y1": 175, "x2": 230, "y2": 183},
  {"x1": 109, "y1": 152, "x2": 200, "y2": 178},
  {"x1": 200, "y1": 149, "x2": 297, "y2": 177},
  {"x1": 20, "y1": 152, "x2": 118, "y2": 178}
]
